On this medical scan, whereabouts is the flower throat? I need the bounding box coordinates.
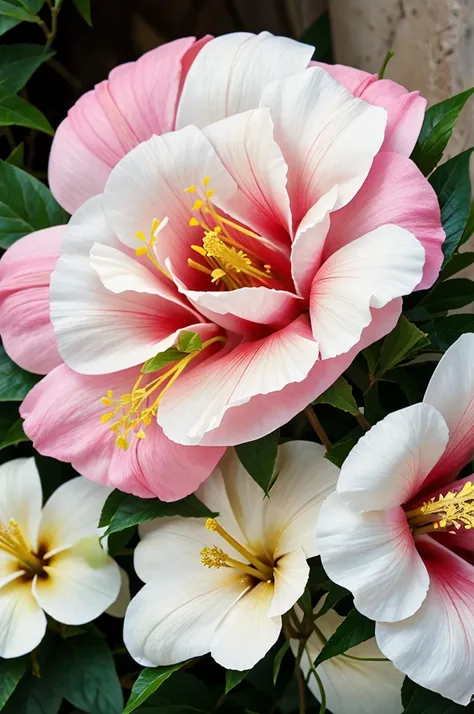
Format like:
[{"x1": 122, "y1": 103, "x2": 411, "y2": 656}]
[{"x1": 405, "y1": 481, "x2": 474, "y2": 535}]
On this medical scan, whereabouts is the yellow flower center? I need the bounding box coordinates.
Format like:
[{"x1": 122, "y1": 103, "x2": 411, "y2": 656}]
[
  {"x1": 0, "y1": 520, "x2": 43, "y2": 576},
  {"x1": 200, "y1": 517, "x2": 273, "y2": 582},
  {"x1": 405, "y1": 481, "x2": 474, "y2": 535}
]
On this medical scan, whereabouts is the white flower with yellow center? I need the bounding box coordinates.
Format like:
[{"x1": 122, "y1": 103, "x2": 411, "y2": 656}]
[
  {"x1": 124, "y1": 442, "x2": 338, "y2": 670},
  {"x1": 0, "y1": 458, "x2": 122, "y2": 658}
]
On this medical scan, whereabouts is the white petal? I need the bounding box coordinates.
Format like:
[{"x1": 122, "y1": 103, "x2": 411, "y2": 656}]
[
  {"x1": 264, "y1": 441, "x2": 339, "y2": 559},
  {"x1": 269, "y1": 548, "x2": 309, "y2": 618},
  {"x1": 0, "y1": 458, "x2": 42, "y2": 551},
  {"x1": 176, "y1": 32, "x2": 314, "y2": 130},
  {"x1": 260, "y1": 66, "x2": 387, "y2": 222},
  {"x1": 376, "y1": 537, "x2": 474, "y2": 706},
  {"x1": 310, "y1": 225, "x2": 425, "y2": 359},
  {"x1": 293, "y1": 604, "x2": 403, "y2": 714},
  {"x1": 210, "y1": 581, "x2": 281, "y2": 670},
  {"x1": 0, "y1": 575, "x2": 46, "y2": 658},
  {"x1": 317, "y1": 493, "x2": 429, "y2": 622},
  {"x1": 123, "y1": 569, "x2": 250, "y2": 666},
  {"x1": 423, "y1": 333, "x2": 474, "y2": 485},
  {"x1": 338, "y1": 403, "x2": 449, "y2": 512},
  {"x1": 39, "y1": 477, "x2": 112, "y2": 554},
  {"x1": 33, "y1": 549, "x2": 121, "y2": 624},
  {"x1": 106, "y1": 567, "x2": 130, "y2": 618}
]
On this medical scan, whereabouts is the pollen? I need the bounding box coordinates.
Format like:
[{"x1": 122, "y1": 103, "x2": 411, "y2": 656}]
[
  {"x1": 134, "y1": 216, "x2": 172, "y2": 280},
  {"x1": 200, "y1": 545, "x2": 228, "y2": 568},
  {"x1": 406, "y1": 481, "x2": 474, "y2": 535}
]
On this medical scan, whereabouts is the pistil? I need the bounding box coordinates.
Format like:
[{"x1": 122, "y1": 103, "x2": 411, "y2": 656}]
[
  {"x1": 204, "y1": 518, "x2": 273, "y2": 580},
  {"x1": 200, "y1": 545, "x2": 270, "y2": 582},
  {"x1": 405, "y1": 481, "x2": 474, "y2": 535}
]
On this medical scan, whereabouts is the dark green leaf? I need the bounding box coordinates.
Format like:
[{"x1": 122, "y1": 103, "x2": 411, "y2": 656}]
[
  {"x1": 6, "y1": 142, "x2": 23, "y2": 167},
  {"x1": 426, "y1": 314, "x2": 474, "y2": 350},
  {"x1": 315, "y1": 583, "x2": 351, "y2": 618},
  {"x1": 0, "y1": 0, "x2": 44, "y2": 35},
  {"x1": 315, "y1": 376, "x2": 359, "y2": 415},
  {"x1": 402, "y1": 679, "x2": 466, "y2": 713},
  {"x1": 225, "y1": 670, "x2": 249, "y2": 695},
  {"x1": 0, "y1": 418, "x2": 29, "y2": 449},
  {"x1": 411, "y1": 88, "x2": 474, "y2": 175},
  {"x1": 2, "y1": 671, "x2": 61, "y2": 714},
  {"x1": 0, "y1": 160, "x2": 68, "y2": 248},
  {"x1": 123, "y1": 664, "x2": 187, "y2": 714},
  {"x1": 72, "y1": 0, "x2": 91, "y2": 25},
  {"x1": 421, "y1": 278, "x2": 474, "y2": 313},
  {"x1": 106, "y1": 525, "x2": 135, "y2": 556},
  {"x1": 273, "y1": 641, "x2": 290, "y2": 686},
  {"x1": 101, "y1": 491, "x2": 215, "y2": 535},
  {"x1": 141, "y1": 348, "x2": 184, "y2": 373},
  {"x1": 0, "y1": 88, "x2": 53, "y2": 135},
  {"x1": 383, "y1": 366, "x2": 424, "y2": 404},
  {"x1": 0, "y1": 656, "x2": 26, "y2": 709},
  {"x1": 0, "y1": 44, "x2": 54, "y2": 93},
  {"x1": 379, "y1": 316, "x2": 428, "y2": 375},
  {"x1": 235, "y1": 429, "x2": 280, "y2": 495},
  {"x1": 177, "y1": 330, "x2": 202, "y2": 353},
  {"x1": 0, "y1": 0, "x2": 37, "y2": 22},
  {"x1": 313, "y1": 609, "x2": 375, "y2": 667},
  {"x1": 324, "y1": 437, "x2": 358, "y2": 468},
  {"x1": 439, "y1": 252, "x2": 474, "y2": 281},
  {"x1": 0, "y1": 346, "x2": 38, "y2": 401},
  {"x1": 430, "y1": 149, "x2": 474, "y2": 263},
  {"x1": 459, "y1": 201, "x2": 474, "y2": 247},
  {"x1": 299, "y1": 12, "x2": 332, "y2": 62}
]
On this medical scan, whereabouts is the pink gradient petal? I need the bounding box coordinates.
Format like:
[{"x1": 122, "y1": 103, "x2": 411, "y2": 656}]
[
  {"x1": 324, "y1": 152, "x2": 445, "y2": 290},
  {"x1": 49, "y1": 38, "x2": 206, "y2": 214},
  {"x1": 317, "y1": 63, "x2": 426, "y2": 157},
  {"x1": 376, "y1": 537, "x2": 474, "y2": 705},
  {"x1": 0, "y1": 227, "x2": 64, "y2": 374},
  {"x1": 20, "y1": 364, "x2": 223, "y2": 501}
]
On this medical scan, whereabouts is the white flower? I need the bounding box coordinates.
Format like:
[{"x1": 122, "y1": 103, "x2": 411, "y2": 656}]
[
  {"x1": 124, "y1": 442, "x2": 338, "y2": 670},
  {"x1": 291, "y1": 600, "x2": 403, "y2": 714},
  {"x1": 0, "y1": 458, "x2": 122, "y2": 658}
]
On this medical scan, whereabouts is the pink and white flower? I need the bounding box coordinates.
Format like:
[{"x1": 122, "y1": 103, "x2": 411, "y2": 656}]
[
  {"x1": 0, "y1": 32, "x2": 444, "y2": 501},
  {"x1": 317, "y1": 334, "x2": 474, "y2": 705}
]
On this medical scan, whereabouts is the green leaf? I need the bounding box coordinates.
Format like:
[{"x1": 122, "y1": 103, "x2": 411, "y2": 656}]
[
  {"x1": 235, "y1": 429, "x2": 280, "y2": 495},
  {"x1": 106, "y1": 524, "x2": 135, "y2": 557},
  {"x1": 0, "y1": 160, "x2": 68, "y2": 248},
  {"x1": 100, "y1": 489, "x2": 216, "y2": 535},
  {"x1": 0, "y1": 656, "x2": 26, "y2": 709},
  {"x1": 379, "y1": 316, "x2": 428, "y2": 375},
  {"x1": 177, "y1": 330, "x2": 202, "y2": 353},
  {"x1": 72, "y1": 0, "x2": 91, "y2": 25},
  {"x1": 299, "y1": 12, "x2": 332, "y2": 62},
  {"x1": 421, "y1": 278, "x2": 474, "y2": 313},
  {"x1": 0, "y1": 418, "x2": 29, "y2": 449},
  {"x1": 315, "y1": 583, "x2": 351, "y2": 618},
  {"x1": 123, "y1": 664, "x2": 187, "y2": 714},
  {"x1": 0, "y1": 88, "x2": 53, "y2": 134},
  {"x1": 426, "y1": 314, "x2": 474, "y2": 350},
  {"x1": 459, "y1": 201, "x2": 474, "y2": 247},
  {"x1": 141, "y1": 348, "x2": 184, "y2": 373},
  {"x1": 313, "y1": 609, "x2": 375, "y2": 667},
  {"x1": 324, "y1": 437, "x2": 358, "y2": 468},
  {"x1": 439, "y1": 252, "x2": 474, "y2": 281},
  {"x1": 402, "y1": 679, "x2": 465, "y2": 713},
  {"x1": 411, "y1": 88, "x2": 474, "y2": 175},
  {"x1": 0, "y1": 0, "x2": 37, "y2": 22},
  {"x1": 2, "y1": 672, "x2": 61, "y2": 714},
  {"x1": 0, "y1": 44, "x2": 54, "y2": 93},
  {"x1": 315, "y1": 376, "x2": 360, "y2": 416},
  {"x1": 225, "y1": 670, "x2": 249, "y2": 694},
  {"x1": 49, "y1": 632, "x2": 122, "y2": 714},
  {"x1": 6, "y1": 142, "x2": 23, "y2": 167},
  {"x1": 273, "y1": 641, "x2": 290, "y2": 686},
  {"x1": 0, "y1": 0, "x2": 44, "y2": 36},
  {"x1": 430, "y1": 149, "x2": 474, "y2": 263},
  {"x1": 0, "y1": 346, "x2": 38, "y2": 401}
]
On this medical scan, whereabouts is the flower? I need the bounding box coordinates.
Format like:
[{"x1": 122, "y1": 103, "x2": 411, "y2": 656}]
[
  {"x1": 317, "y1": 334, "x2": 474, "y2": 704},
  {"x1": 0, "y1": 458, "x2": 122, "y2": 658},
  {"x1": 0, "y1": 32, "x2": 444, "y2": 501},
  {"x1": 291, "y1": 600, "x2": 404, "y2": 714},
  {"x1": 123, "y1": 442, "x2": 338, "y2": 670}
]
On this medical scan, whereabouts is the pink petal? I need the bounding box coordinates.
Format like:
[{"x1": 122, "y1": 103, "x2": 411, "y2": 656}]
[
  {"x1": 376, "y1": 537, "x2": 474, "y2": 705},
  {"x1": 49, "y1": 38, "x2": 205, "y2": 214},
  {"x1": 260, "y1": 66, "x2": 387, "y2": 225},
  {"x1": 324, "y1": 152, "x2": 445, "y2": 290},
  {"x1": 0, "y1": 226, "x2": 64, "y2": 374},
  {"x1": 20, "y1": 364, "x2": 223, "y2": 501},
  {"x1": 176, "y1": 31, "x2": 314, "y2": 130},
  {"x1": 310, "y1": 225, "x2": 425, "y2": 359},
  {"x1": 317, "y1": 62, "x2": 426, "y2": 157}
]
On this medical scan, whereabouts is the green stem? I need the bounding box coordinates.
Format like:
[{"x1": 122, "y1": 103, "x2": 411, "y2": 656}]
[
  {"x1": 341, "y1": 653, "x2": 389, "y2": 662},
  {"x1": 378, "y1": 50, "x2": 395, "y2": 79},
  {"x1": 355, "y1": 411, "x2": 370, "y2": 431},
  {"x1": 304, "y1": 406, "x2": 332, "y2": 451},
  {"x1": 304, "y1": 646, "x2": 326, "y2": 714}
]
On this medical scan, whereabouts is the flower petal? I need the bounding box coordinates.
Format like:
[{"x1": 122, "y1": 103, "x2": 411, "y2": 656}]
[
  {"x1": 376, "y1": 537, "x2": 474, "y2": 705},
  {"x1": 33, "y1": 549, "x2": 121, "y2": 625},
  {"x1": 106, "y1": 566, "x2": 130, "y2": 618},
  {"x1": 0, "y1": 458, "x2": 42, "y2": 551},
  {"x1": 423, "y1": 333, "x2": 474, "y2": 488},
  {"x1": 210, "y1": 581, "x2": 280, "y2": 670},
  {"x1": 0, "y1": 226, "x2": 63, "y2": 374},
  {"x1": 260, "y1": 66, "x2": 387, "y2": 224},
  {"x1": 269, "y1": 548, "x2": 309, "y2": 618},
  {"x1": 337, "y1": 403, "x2": 449, "y2": 512},
  {"x1": 176, "y1": 32, "x2": 314, "y2": 130},
  {"x1": 0, "y1": 576, "x2": 46, "y2": 658},
  {"x1": 124, "y1": 569, "x2": 249, "y2": 666},
  {"x1": 310, "y1": 225, "x2": 425, "y2": 359},
  {"x1": 323, "y1": 152, "x2": 445, "y2": 290},
  {"x1": 317, "y1": 492, "x2": 429, "y2": 622}
]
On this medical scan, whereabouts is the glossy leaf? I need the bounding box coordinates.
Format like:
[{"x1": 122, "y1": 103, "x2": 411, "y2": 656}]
[
  {"x1": 225, "y1": 670, "x2": 249, "y2": 694},
  {"x1": 315, "y1": 583, "x2": 351, "y2": 619},
  {"x1": 459, "y1": 201, "x2": 474, "y2": 247},
  {"x1": 141, "y1": 348, "x2": 184, "y2": 374},
  {"x1": 324, "y1": 437, "x2": 358, "y2": 468},
  {"x1": 0, "y1": 345, "x2": 38, "y2": 401},
  {"x1": 235, "y1": 429, "x2": 280, "y2": 495},
  {"x1": 402, "y1": 678, "x2": 465, "y2": 713},
  {"x1": 438, "y1": 252, "x2": 474, "y2": 281},
  {"x1": 6, "y1": 142, "x2": 23, "y2": 167},
  {"x1": 177, "y1": 330, "x2": 202, "y2": 353},
  {"x1": 123, "y1": 664, "x2": 187, "y2": 714},
  {"x1": 421, "y1": 278, "x2": 474, "y2": 313},
  {"x1": 313, "y1": 608, "x2": 375, "y2": 667},
  {"x1": 0, "y1": 656, "x2": 26, "y2": 709},
  {"x1": 379, "y1": 316, "x2": 428, "y2": 375},
  {"x1": 0, "y1": 88, "x2": 53, "y2": 135},
  {"x1": 273, "y1": 641, "x2": 290, "y2": 686},
  {"x1": 72, "y1": 0, "x2": 91, "y2": 25},
  {"x1": 426, "y1": 314, "x2": 474, "y2": 350},
  {"x1": 0, "y1": 44, "x2": 53, "y2": 93},
  {"x1": 0, "y1": 0, "x2": 44, "y2": 35},
  {"x1": 0, "y1": 418, "x2": 29, "y2": 449},
  {"x1": 315, "y1": 376, "x2": 360, "y2": 416}
]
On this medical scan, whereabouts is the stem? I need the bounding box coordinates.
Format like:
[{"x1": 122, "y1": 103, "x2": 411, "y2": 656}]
[
  {"x1": 304, "y1": 406, "x2": 332, "y2": 450},
  {"x1": 355, "y1": 411, "x2": 371, "y2": 431},
  {"x1": 295, "y1": 657, "x2": 306, "y2": 714},
  {"x1": 304, "y1": 646, "x2": 327, "y2": 714},
  {"x1": 378, "y1": 50, "x2": 395, "y2": 79},
  {"x1": 341, "y1": 653, "x2": 389, "y2": 662},
  {"x1": 47, "y1": 58, "x2": 82, "y2": 90}
]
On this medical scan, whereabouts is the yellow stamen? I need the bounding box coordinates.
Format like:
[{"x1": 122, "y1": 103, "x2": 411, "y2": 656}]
[
  {"x1": 0, "y1": 520, "x2": 43, "y2": 574},
  {"x1": 200, "y1": 546, "x2": 270, "y2": 582},
  {"x1": 134, "y1": 217, "x2": 172, "y2": 280},
  {"x1": 205, "y1": 518, "x2": 273, "y2": 579},
  {"x1": 406, "y1": 481, "x2": 474, "y2": 535}
]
